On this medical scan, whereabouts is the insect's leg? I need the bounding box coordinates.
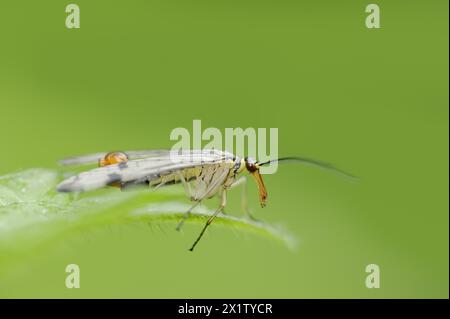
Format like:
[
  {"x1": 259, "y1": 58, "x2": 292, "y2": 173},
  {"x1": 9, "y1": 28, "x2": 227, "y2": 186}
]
[
  {"x1": 189, "y1": 188, "x2": 227, "y2": 251},
  {"x1": 176, "y1": 200, "x2": 200, "y2": 231},
  {"x1": 177, "y1": 170, "x2": 193, "y2": 198},
  {"x1": 151, "y1": 180, "x2": 167, "y2": 191},
  {"x1": 228, "y1": 176, "x2": 247, "y2": 189},
  {"x1": 179, "y1": 168, "x2": 230, "y2": 232},
  {"x1": 229, "y1": 176, "x2": 259, "y2": 221},
  {"x1": 175, "y1": 171, "x2": 197, "y2": 231},
  {"x1": 217, "y1": 188, "x2": 228, "y2": 215}
]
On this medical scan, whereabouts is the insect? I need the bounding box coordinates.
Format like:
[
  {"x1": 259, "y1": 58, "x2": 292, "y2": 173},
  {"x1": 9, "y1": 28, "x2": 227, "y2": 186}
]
[{"x1": 57, "y1": 149, "x2": 355, "y2": 251}]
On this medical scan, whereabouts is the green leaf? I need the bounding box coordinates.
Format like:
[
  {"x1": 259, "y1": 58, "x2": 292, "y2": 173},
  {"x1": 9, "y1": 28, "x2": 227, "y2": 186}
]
[{"x1": 0, "y1": 169, "x2": 295, "y2": 272}]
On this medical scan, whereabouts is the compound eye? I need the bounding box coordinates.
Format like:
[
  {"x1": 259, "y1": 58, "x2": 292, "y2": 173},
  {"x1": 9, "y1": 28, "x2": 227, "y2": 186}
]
[
  {"x1": 99, "y1": 151, "x2": 129, "y2": 167},
  {"x1": 246, "y1": 157, "x2": 256, "y2": 165},
  {"x1": 245, "y1": 158, "x2": 259, "y2": 173}
]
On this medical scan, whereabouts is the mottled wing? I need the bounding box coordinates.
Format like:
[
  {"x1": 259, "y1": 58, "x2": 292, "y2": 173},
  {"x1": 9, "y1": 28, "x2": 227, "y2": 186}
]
[
  {"x1": 59, "y1": 150, "x2": 171, "y2": 166},
  {"x1": 57, "y1": 150, "x2": 235, "y2": 192}
]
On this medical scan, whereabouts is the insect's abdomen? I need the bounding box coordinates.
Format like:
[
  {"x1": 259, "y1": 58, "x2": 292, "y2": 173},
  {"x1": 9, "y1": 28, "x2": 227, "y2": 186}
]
[{"x1": 148, "y1": 167, "x2": 202, "y2": 188}]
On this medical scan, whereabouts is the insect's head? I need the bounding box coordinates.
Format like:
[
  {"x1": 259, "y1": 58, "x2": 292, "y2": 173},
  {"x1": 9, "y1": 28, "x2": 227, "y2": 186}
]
[
  {"x1": 244, "y1": 157, "x2": 267, "y2": 208},
  {"x1": 244, "y1": 155, "x2": 358, "y2": 208},
  {"x1": 99, "y1": 151, "x2": 129, "y2": 167}
]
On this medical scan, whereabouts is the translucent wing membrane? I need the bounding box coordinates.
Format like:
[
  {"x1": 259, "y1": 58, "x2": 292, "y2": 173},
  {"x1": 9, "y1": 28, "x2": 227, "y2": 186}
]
[
  {"x1": 59, "y1": 150, "x2": 172, "y2": 166},
  {"x1": 57, "y1": 150, "x2": 236, "y2": 192}
]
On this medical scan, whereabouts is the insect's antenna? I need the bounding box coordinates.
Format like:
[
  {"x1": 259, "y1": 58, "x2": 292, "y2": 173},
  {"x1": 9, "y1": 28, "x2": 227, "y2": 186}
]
[{"x1": 259, "y1": 157, "x2": 358, "y2": 181}]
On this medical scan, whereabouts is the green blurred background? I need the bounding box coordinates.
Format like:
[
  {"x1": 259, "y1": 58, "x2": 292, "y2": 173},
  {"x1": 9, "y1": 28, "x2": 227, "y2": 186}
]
[{"x1": 0, "y1": 0, "x2": 448, "y2": 298}]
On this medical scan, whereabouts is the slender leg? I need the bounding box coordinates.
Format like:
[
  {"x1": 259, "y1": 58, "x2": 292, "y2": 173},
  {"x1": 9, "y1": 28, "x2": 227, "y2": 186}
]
[
  {"x1": 175, "y1": 171, "x2": 197, "y2": 231},
  {"x1": 228, "y1": 175, "x2": 247, "y2": 189},
  {"x1": 177, "y1": 171, "x2": 193, "y2": 198},
  {"x1": 217, "y1": 188, "x2": 228, "y2": 215},
  {"x1": 176, "y1": 201, "x2": 200, "y2": 231},
  {"x1": 189, "y1": 189, "x2": 227, "y2": 251},
  {"x1": 229, "y1": 176, "x2": 259, "y2": 221},
  {"x1": 177, "y1": 168, "x2": 229, "y2": 231}
]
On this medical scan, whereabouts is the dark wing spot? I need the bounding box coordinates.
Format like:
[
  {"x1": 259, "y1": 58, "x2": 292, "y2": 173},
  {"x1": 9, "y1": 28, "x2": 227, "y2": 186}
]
[{"x1": 107, "y1": 173, "x2": 122, "y2": 183}]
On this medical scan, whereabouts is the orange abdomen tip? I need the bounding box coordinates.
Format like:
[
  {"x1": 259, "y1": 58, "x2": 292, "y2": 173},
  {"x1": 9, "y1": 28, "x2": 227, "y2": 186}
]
[{"x1": 99, "y1": 151, "x2": 129, "y2": 167}]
